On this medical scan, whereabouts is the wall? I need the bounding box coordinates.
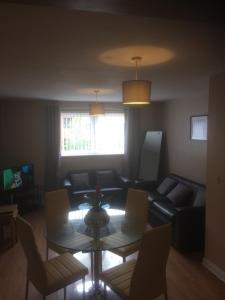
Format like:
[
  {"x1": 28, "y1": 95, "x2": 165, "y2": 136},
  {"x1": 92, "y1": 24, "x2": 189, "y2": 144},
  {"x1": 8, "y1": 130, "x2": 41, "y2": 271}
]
[
  {"x1": 204, "y1": 72, "x2": 225, "y2": 279},
  {"x1": 0, "y1": 100, "x2": 47, "y2": 188},
  {"x1": 162, "y1": 96, "x2": 208, "y2": 184},
  {"x1": 0, "y1": 100, "x2": 164, "y2": 188}
]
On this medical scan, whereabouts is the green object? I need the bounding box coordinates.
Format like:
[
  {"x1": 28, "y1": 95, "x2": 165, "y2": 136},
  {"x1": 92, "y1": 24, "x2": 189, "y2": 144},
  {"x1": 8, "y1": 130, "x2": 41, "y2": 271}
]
[{"x1": 3, "y1": 169, "x2": 14, "y2": 190}]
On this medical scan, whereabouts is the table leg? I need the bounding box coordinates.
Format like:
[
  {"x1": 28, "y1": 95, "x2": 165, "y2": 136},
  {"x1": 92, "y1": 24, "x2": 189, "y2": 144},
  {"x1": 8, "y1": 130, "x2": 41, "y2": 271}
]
[
  {"x1": 88, "y1": 250, "x2": 106, "y2": 299},
  {"x1": 93, "y1": 251, "x2": 102, "y2": 290}
]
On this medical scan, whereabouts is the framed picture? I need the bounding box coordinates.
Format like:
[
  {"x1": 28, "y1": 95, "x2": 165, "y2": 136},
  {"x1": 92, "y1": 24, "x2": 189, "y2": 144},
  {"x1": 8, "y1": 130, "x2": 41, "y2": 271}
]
[{"x1": 190, "y1": 115, "x2": 208, "y2": 141}]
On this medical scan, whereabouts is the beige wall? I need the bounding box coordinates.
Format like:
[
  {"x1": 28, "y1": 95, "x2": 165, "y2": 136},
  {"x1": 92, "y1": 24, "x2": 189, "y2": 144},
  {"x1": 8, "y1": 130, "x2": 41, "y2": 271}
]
[
  {"x1": 60, "y1": 155, "x2": 124, "y2": 178},
  {"x1": 162, "y1": 96, "x2": 208, "y2": 184},
  {"x1": 205, "y1": 72, "x2": 225, "y2": 274},
  {"x1": 0, "y1": 100, "x2": 47, "y2": 188},
  {"x1": 0, "y1": 100, "x2": 164, "y2": 188}
]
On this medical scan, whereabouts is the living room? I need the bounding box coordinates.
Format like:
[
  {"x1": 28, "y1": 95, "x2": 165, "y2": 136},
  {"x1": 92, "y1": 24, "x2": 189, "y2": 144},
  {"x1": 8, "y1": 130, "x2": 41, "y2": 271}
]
[{"x1": 0, "y1": 1, "x2": 225, "y2": 300}]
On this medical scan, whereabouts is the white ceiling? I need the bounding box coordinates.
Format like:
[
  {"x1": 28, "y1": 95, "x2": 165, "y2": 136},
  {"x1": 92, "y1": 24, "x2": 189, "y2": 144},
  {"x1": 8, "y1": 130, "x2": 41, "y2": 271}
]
[{"x1": 0, "y1": 3, "x2": 225, "y2": 102}]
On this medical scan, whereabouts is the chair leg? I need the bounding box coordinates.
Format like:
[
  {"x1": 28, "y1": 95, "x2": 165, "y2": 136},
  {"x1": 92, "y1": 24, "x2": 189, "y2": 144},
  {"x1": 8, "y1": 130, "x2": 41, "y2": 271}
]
[
  {"x1": 64, "y1": 287, "x2": 66, "y2": 300},
  {"x1": 43, "y1": 296, "x2": 46, "y2": 300},
  {"x1": 104, "y1": 282, "x2": 107, "y2": 298},
  {"x1": 99, "y1": 251, "x2": 102, "y2": 272},
  {"x1": 25, "y1": 278, "x2": 29, "y2": 300},
  {"x1": 82, "y1": 277, "x2": 85, "y2": 299},
  {"x1": 46, "y1": 246, "x2": 49, "y2": 260},
  {"x1": 123, "y1": 256, "x2": 126, "y2": 263},
  {"x1": 91, "y1": 252, "x2": 94, "y2": 285},
  {"x1": 165, "y1": 283, "x2": 168, "y2": 300}
]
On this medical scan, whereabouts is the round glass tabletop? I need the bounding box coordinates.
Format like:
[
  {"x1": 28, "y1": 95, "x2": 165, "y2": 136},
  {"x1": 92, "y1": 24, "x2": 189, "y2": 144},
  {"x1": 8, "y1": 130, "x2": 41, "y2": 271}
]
[{"x1": 46, "y1": 208, "x2": 144, "y2": 252}]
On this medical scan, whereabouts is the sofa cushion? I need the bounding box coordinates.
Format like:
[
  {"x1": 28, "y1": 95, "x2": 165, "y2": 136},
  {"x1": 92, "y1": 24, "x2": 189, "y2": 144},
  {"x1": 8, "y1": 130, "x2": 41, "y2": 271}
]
[
  {"x1": 167, "y1": 183, "x2": 192, "y2": 207},
  {"x1": 96, "y1": 170, "x2": 115, "y2": 188},
  {"x1": 70, "y1": 173, "x2": 91, "y2": 190},
  {"x1": 157, "y1": 177, "x2": 177, "y2": 195}
]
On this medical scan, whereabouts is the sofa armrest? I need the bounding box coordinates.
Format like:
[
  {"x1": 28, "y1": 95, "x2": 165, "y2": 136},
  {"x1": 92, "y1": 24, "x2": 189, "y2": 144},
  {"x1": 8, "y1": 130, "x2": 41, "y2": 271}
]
[
  {"x1": 117, "y1": 175, "x2": 133, "y2": 188},
  {"x1": 133, "y1": 180, "x2": 158, "y2": 191},
  {"x1": 172, "y1": 206, "x2": 205, "y2": 252},
  {"x1": 63, "y1": 178, "x2": 72, "y2": 189}
]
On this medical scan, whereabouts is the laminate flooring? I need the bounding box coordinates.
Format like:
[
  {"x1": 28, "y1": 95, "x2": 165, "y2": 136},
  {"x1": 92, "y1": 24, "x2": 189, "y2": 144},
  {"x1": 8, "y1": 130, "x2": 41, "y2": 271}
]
[{"x1": 0, "y1": 209, "x2": 225, "y2": 300}]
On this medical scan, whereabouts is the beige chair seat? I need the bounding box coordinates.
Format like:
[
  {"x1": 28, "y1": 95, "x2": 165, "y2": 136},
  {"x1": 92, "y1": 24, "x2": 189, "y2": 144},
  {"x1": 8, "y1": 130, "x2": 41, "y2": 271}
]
[
  {"x1": 110, "y1": 243, "x2": 140, "y2": 259},
  {"x1": 110, "y1": 224, "x2": 152, "y2": 261},
  {"x1": 100, "y1": 259, "x2": 136, "y2": 299},
  {"x1": 47, "y1": 241, "x2": 71, "y2": 255},
  {"x1": 44, "y1": 253, "x2": 88, "y2": 295}
]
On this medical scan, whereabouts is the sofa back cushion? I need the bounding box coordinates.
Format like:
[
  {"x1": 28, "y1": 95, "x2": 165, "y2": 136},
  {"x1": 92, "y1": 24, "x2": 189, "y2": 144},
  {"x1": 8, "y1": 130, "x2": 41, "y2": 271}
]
[
  {"x1": 157, "y1": 177, "x2": 177, "y2": 195},
  {"x1": 167, "y1": 183, "x2": 192, "y2": 207},
  {"x1": 70, "y1": 172, "x2": 90, "y2": 190},
  {"x1": 96, "y1": 170, "x2": 115, "y2": 188}
]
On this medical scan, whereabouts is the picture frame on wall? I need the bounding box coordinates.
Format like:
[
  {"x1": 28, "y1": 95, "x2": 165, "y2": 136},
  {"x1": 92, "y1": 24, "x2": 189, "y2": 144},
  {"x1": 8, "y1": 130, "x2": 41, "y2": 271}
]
[{"x1": 190, "y1": 115, "x2": 208, "y2": 141}]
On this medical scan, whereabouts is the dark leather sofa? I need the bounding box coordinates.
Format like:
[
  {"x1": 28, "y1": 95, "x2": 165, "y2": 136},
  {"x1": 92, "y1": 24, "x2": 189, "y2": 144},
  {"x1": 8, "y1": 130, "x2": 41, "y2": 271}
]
[
  {"x1": 63, "y1": 169, "x2": 129, "y2": 209},
  {"x1": 135, "y1": 174, "x2": 205, "y2": 252}
]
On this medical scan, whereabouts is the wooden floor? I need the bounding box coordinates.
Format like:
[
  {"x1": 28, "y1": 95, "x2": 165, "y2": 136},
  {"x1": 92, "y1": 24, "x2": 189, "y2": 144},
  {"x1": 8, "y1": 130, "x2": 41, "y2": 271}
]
[{"x1": 1, "y1": 209, "x2": 225, "y2": 300}]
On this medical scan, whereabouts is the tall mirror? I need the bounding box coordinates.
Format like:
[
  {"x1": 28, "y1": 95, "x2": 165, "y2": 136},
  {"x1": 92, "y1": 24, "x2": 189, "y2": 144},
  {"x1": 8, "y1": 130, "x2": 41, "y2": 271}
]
[{"x1": 139, "y1": 131, "x2": 163, "y2": 181}]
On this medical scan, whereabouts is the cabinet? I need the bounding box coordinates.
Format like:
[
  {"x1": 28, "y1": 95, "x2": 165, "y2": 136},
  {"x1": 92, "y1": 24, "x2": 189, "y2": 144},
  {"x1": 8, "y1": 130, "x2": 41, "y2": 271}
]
[
  {"x1": 1, "y1": 186, "x2": 42, "y2": 214},
  {"x1": 0, "y1": 205, "x2": 18, "y2": 251}
]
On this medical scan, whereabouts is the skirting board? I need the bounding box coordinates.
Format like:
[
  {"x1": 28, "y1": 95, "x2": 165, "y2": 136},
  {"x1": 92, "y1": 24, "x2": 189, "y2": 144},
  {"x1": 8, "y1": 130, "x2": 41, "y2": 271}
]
[{"x1": 203, "y1": 258, "x2": 225, "y2": 283}]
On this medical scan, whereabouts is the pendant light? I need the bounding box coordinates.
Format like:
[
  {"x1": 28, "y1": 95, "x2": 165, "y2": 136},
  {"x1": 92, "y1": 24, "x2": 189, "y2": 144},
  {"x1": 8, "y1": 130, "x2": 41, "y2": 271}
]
[
  {"x1": 89, "y1": 90, "x2": 105, "y2": 115},
  {"x1": 122, "y1": 56, "x2": 151, "y2": 105}
]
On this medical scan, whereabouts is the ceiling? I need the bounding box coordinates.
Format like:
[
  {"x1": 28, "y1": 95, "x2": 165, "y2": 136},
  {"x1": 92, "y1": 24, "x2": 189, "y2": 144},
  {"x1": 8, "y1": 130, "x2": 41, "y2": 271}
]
[{"x1": 0, "y1": 2, "x2": 225, "y2": 102}]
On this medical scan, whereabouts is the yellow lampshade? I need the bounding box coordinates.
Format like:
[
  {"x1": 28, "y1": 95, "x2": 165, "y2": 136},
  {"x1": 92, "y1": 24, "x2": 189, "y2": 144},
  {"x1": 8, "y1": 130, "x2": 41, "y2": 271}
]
[
  {"x1": 122, "y1": 80, "x2": 151, "y2": 105},
  {"x1": 89, "y1": 102, "x2": 105, "y2": 115}
]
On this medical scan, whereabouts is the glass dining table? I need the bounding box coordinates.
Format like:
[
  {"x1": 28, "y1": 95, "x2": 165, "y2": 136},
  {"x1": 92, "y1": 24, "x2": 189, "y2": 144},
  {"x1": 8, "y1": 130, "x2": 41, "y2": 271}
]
[{"x1": 46, "y1": 207, "x2": 144, "y2": 295}]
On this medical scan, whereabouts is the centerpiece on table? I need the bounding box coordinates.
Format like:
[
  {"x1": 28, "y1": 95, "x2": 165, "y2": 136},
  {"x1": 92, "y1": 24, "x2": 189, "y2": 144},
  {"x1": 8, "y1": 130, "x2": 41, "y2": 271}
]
[{"x1": 84, "y1": 185, "x2": 110, "y2": 228}]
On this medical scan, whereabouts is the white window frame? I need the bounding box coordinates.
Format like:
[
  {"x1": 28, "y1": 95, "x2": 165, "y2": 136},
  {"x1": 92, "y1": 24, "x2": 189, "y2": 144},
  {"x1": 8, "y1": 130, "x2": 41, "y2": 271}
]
[{"x1": 60, "y1": 111, "x2": 125, "y2": 156}]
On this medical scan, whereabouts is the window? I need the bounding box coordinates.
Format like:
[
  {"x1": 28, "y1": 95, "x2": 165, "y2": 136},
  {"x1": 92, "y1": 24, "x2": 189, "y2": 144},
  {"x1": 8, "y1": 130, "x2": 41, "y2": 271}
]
[
  {"x1": 61, "y1": 112, "x2": 125, "y2": 156},
  {"x1": 190, "y1": 115, "x2": 208, "y2": 141}
]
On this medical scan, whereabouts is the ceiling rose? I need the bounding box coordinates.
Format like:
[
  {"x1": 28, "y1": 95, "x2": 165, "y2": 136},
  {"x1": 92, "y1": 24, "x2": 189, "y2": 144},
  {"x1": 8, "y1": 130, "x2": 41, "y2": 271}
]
[
  {"x1": 77, "y1": 88, "x2": 114, "y2": 95},
  {"x1": 99, "y1": 45, "x2": 174, "y2": 67}
]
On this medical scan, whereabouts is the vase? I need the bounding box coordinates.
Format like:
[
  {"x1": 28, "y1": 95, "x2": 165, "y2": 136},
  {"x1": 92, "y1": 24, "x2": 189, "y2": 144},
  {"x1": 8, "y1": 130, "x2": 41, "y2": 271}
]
[{"x1": 84, "y1": 207, "x2": 110, "y2": 228}]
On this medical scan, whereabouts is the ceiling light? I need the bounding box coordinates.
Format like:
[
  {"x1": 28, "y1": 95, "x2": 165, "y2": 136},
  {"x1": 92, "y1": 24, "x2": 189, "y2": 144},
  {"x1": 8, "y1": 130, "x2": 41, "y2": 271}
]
[
  {"x1": 122, "y1": 56, "x2": 151, "y2": 105},
  {"x1": 89, "y1": 90, "x2": 105, "y2": 115}
]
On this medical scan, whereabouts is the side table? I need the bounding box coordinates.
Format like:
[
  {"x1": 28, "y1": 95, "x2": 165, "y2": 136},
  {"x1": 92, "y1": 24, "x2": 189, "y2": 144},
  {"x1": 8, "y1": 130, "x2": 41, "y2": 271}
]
[{"x1": 0, "y1": 204, "x2": 18, "y2": 251}]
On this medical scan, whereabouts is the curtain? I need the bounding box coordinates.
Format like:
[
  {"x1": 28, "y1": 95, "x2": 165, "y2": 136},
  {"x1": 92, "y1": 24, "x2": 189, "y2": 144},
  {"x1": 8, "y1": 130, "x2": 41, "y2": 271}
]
[
  {"x1": 44, "y1": 102, "x2": 61, "y2": 191},
  {"x1": 122, "y1": 107, "x2": 141, "y2": 179},
  {"x1": 0, "y1": 102, "x2": 3, "y2": 168}
]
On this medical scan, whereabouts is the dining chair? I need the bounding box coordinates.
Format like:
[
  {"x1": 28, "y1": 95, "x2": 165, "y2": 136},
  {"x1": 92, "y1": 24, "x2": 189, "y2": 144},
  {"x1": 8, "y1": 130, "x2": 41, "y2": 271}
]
[
  {"x1": 16, "y1": 215, "x2": 88, "y2": 300},
  {"x1": 109, "y1": 188, "x2": 149, "y2": 262},
  {"x1": 100, "y1": 223, "x2": 171, "y2": 300},
  {"x1": 44, "y1": 188, "x2": 73, "y2": 259},
  {"x1": 45, "y1": 189, "x2": 94, "y2": 281}
]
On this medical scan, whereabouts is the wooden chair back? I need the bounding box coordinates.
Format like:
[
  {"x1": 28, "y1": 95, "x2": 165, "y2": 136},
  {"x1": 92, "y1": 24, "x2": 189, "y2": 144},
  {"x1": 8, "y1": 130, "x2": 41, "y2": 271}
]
[
  {"x1": 129, "y1": 224, "x2": 171, "y2": 300},
  {"x1": 125, "y1": 188, "x2": 148, "y2": 232},
  {"x1": 16, "y1": 216, "x2": 46, "y2": 291},
  {"x1": 45, "y1": 189, "x2": 71, "y2": 231}
]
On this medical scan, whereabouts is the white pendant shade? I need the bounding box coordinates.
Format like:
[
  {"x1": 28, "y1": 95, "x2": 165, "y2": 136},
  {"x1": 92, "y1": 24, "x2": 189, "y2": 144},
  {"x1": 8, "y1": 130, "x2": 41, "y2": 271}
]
[
  {"x1": 89, "y1": 102, "x2": 105, "y2": 115},
  {"x1": 123, "y1": 80, "x2": 151, "y2": 105}
]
